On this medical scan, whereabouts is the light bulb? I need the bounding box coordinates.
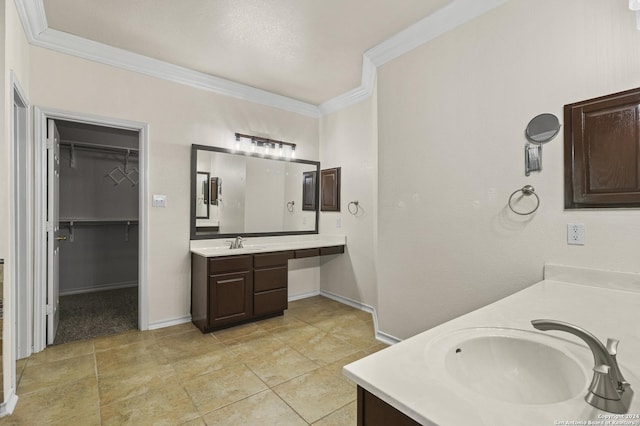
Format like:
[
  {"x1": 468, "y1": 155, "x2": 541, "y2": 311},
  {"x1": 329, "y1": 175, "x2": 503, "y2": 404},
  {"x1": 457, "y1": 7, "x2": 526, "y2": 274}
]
[
  {"x1": 290, "y1": 146, "x2": 296, "y2": 159},
  {"x1": 630, "y1": 0, "x2": 640, "y2": 11},
  {"x1": 278, "y1": 144, "x2": 284, "y2": 157}
]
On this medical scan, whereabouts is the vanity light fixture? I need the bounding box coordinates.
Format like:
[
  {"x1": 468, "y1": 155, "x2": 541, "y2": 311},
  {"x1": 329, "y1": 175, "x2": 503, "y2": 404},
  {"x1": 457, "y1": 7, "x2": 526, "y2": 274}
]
[
  {"x1": 630, "y1": 0, "x2": 640, "y2": 29},
  {"x1": 234, "y1": 133, "x2": 297, "y2": 159}
]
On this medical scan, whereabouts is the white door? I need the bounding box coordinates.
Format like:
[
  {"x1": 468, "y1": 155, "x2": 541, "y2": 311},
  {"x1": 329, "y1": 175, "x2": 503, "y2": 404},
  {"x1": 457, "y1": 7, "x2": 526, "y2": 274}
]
[{"x1": 46, "y1": 119, "x2": 62, "y2": 345}]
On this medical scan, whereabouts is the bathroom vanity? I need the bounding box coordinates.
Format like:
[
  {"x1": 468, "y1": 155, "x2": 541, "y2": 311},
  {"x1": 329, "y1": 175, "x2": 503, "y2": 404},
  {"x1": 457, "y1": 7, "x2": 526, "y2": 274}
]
[
  {"x1": 190, "y1": 236, "x2": 345, "y2": 332},
  {"x1": 344, "y1": 264, "x2": 640, "y2": 425}
]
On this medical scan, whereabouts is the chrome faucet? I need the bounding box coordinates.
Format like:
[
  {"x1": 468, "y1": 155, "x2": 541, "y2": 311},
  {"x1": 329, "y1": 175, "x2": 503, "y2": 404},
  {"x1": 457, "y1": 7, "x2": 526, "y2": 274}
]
[
  {"x1": 226, "y1": 236, "x2": 245, "y2": 249},
  {"x1": 532, "y1": 319, "x2": 633, "y2": 414}
]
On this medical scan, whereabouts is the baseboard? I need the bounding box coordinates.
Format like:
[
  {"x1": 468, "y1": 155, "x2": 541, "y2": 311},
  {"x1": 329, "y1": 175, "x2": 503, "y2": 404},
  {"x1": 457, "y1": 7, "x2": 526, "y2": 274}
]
[
  {"x1": 288, "y1": 290, "x2": 320, "y2": 302},
  {"x1": 60, "y1": 281, "x2": 138, "y2": 296},
  {"x1": 148, "y1": 315, "x2": 192, "y2": 331},
  {"x1": 0, "y1": 392, "x2": 18, "y2": 417},
  {"x1": 319, "y1": 290, "x2": 402, "y2": 345}
]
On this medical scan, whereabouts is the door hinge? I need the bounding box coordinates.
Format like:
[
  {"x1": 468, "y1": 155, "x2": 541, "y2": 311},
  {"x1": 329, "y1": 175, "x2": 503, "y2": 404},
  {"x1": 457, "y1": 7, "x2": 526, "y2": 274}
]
[
  {"x1": 46, "y1": 138, "x2": 53, "y2": 150},
  {"x1": 46, "y1": 222, "x2": 53, "y2": 232},
  {"x1": 46, "y1": 304, "x2": 53, "y2": 315}
]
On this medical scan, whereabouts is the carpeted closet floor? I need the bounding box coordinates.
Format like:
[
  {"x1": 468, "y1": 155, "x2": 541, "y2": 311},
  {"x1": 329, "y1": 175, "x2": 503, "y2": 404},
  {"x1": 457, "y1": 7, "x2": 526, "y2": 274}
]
[{"x1": 53, "y1": 287, "x2": 138, "y2": 345}]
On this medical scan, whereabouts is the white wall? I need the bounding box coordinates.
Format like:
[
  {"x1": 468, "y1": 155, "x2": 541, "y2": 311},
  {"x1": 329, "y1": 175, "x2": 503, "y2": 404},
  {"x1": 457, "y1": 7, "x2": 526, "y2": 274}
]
[
  {"x1": 2, "y1": 0, "x2": 31, "y2": 406},
  {"x1": 376, "y1": 0, "x2": 640, "y2": 339},
  {"x1": 319, "y1": 88, "x2": 378, "y2": 309},
  {"x1": 28, "y1": 46, "x2": 319, "y2": 326}
]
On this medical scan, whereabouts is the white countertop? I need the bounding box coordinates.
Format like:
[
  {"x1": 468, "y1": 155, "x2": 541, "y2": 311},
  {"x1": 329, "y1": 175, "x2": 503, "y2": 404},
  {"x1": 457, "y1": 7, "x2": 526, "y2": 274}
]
[
  {"x1": 190, "y1": 234, "x2": 346, "y2": 257},
  {"x1": 343, "y1": 264, "x2": 640, "y2": 425}
]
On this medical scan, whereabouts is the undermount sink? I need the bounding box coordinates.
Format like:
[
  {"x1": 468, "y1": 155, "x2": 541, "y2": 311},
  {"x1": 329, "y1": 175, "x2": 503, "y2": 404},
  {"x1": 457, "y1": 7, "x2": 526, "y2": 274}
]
[{"x1": 425, "y1": 328, "x2": 589, "y2": 405}]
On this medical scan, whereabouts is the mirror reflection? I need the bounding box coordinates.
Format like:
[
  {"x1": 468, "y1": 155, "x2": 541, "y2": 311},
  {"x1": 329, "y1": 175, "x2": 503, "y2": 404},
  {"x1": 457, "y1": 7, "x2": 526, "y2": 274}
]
[{"x1": 191, "y1": 145, "x2": 320, "y2": 239}]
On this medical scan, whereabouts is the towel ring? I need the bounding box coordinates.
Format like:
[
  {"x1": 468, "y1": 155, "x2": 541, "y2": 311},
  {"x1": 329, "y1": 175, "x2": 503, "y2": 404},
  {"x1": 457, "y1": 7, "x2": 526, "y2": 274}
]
[
  {"x1": 508, "y1": 185, "x2": 540, "y2": 215},
  {"x1": 348, "y1": 201, "x2": 360, "y2": 215},
  {"x1": 286, "y1": 201, "x2": 295, "y2": 212}
]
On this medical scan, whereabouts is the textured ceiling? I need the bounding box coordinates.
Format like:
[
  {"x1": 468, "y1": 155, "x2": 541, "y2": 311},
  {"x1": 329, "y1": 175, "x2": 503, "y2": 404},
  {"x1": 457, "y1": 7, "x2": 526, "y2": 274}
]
[{"x1": 43, "y1": 0, "x2": 453, "y2": 104}]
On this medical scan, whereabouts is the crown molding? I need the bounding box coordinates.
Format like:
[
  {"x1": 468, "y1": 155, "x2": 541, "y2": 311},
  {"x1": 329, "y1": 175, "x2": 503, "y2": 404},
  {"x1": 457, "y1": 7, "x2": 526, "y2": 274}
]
[
  {"x1": 366, "y1": 0, "x2": 509, "y2": 68},
  {"x1": 33, "y1": 28, "x2": 321, "y2": 117},
  {"x1": 15, "y1": 0, "x2": 508, "y2": 118}
]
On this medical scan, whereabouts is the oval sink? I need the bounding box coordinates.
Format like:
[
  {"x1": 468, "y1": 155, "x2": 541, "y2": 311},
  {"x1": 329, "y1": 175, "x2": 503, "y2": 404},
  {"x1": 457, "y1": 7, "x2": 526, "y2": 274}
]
[{"x1": 426, "y1": 328, "x2": 589, "y2": 405}]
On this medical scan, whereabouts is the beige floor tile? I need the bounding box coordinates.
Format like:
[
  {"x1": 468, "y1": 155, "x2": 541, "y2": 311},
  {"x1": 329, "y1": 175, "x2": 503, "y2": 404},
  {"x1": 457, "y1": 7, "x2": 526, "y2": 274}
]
[
  {"x1": 183, "y1": 364, "x2": 268, "y2": 414},
  {"x1": 18, "y1": 354, "x2": 95, "y2": 394},
  {"x1": 211, "y1": 322, "x2": 262, "y2": 342},
  {"x1": 179, "y1": 417, "x2": 207, "y2": 426},
  {"x1": 318, "y1": 351, "x2": 368, "y2": 387},
  {"x1": 101, "y1": 385, "x2": 199, "y2": 425},
  {"x1": 326, "y1": 320, "x2": 379, "y2": 350},
  {"x1": 96, "y1": 340, "x2": 170, "y2": 376},
  {"x1": 273, "y1": 369, "x2": 356, "y2": 424},
  {"x1": 156, "y1": 330, "x2": 219, "y2": 362},
  {"x1": 93, "y1": 330, "x2": 156, "y2": 351},
  {"x1": 290, "y1": 332, "x2": 359, "y2": 365},
  {"x1": 255, "y1": 314, "x2": 307, "y2": 331},
  {"x1": 313, "y1": 401, "x2": 357, "y2": 425},
  {"x1": 272, "y1": 323, "x2": 325, "y2": 345},
  {"x1": 223, "y1": 333, "x2": 286, "y2": 362},
  {"x1": 151, "y1": 321, "x2": 199, "y2": 338},
  {"x1": 171, "y1": 344, "x2": 239, "y2": 382},
  {"x1": 98, "y1": 363, "x2": 177, "y2": 406},
  {"x1": 27, "y1": 340, "x2": 95, "y2": 365},
  {"x1": 365, "y1": 342, "x2": 390, "y2": 355},
  {"x1": 8, "y1": 376, "x2": 99, "y2": 425},
  {"x1": 244, "y1": 346, "x2": 319, "y2": 386},
  {"x1": 202, "y1": 389, "x2": 307, "y2": 425}
]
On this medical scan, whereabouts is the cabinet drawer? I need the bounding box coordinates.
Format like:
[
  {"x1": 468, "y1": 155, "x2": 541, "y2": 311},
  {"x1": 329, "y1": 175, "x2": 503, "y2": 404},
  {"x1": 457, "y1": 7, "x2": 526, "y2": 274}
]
[
  {"x1": 209, "y1": 255, "x2": 252, "y2": 274},
  {"x1": 254, "y1": 266, "x2": 288, "y2": 292},
  {"x1": 294, "y1": 248, "x2": 319, "y2": 258},
  {"x1": 320, "y1": 245, "x2": 345, "y2": 256},
  {"x1": 254, "y1": 251, "x2": 293, "y2": 268},
  {"x1": 254, "y1": 288, "x2": 288, "y2": 316}
]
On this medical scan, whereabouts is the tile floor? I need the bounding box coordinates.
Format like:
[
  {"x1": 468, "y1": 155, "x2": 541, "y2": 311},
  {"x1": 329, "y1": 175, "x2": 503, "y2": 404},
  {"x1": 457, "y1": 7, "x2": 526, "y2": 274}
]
[{"x1": 1, "y1": 296, "x2": 387, "y2": 425}]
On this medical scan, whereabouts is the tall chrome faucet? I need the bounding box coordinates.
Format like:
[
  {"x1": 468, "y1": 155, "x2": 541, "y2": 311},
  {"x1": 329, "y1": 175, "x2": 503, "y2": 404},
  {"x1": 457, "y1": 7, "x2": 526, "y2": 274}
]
[{"x1": 532, "y1": 319, "x2": 633, "y2": 414}]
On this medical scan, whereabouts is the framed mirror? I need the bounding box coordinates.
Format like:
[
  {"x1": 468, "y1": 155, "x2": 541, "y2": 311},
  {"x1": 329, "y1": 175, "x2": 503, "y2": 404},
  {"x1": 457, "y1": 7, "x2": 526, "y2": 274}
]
[{"x1": 190, "y1": 144, "x2": 320, "y2": 239}]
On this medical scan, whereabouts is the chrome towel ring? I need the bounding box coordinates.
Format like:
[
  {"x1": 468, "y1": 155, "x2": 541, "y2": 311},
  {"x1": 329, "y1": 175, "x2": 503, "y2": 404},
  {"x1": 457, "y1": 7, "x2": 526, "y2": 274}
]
[
  {"x1": 508, "y1": 185, "x2": 540, "y2": 215},
  {"x1": 348, "y1": 201, "x2": 360, "y2": 215}
]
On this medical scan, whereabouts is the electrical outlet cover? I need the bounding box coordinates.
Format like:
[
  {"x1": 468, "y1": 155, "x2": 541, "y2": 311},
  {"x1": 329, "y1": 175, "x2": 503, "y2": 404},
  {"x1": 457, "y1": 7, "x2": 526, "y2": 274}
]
[{"x1": 567, "y1": 223, "x2": 585, "y2": 245}]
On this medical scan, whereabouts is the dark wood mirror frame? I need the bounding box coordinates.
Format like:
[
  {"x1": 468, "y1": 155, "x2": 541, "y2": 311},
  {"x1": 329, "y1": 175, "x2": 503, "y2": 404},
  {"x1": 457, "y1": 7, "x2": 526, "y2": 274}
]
[{"x1": 190, "y1": 144, "x2": 321, "y2": 239}]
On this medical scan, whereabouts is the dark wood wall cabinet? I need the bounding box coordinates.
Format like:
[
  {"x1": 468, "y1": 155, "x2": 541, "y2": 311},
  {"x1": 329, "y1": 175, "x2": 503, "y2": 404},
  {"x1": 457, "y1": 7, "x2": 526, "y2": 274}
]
[
  {"x1": 191, "y1": 245, "x2": 345, "y2": 332},
  {"x1": 321, "y1": 167, "x2": 341, "y2": 211},
  {"x1": 564, "y1": 87, "x2": 640, "y2": 208},
  {"x1": 357, "y1": 386, "x2": 421, "y2": 426}
]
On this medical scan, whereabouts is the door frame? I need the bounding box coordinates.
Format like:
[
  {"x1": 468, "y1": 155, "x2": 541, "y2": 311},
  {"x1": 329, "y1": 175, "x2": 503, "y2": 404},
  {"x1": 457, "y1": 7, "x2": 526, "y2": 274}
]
[{"x1": 33, "y1": 107, "x2": 149, "y2": 352}]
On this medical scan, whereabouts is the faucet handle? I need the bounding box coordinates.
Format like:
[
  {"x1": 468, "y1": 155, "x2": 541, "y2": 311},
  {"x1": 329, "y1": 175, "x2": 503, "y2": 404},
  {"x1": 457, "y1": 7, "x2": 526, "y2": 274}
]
[
  {"x1": 590, "y1": 365, "x2": 622, "y2": 400},
  {"x1": 606, "y1": 338, "x2": 619, "y2": 356}
]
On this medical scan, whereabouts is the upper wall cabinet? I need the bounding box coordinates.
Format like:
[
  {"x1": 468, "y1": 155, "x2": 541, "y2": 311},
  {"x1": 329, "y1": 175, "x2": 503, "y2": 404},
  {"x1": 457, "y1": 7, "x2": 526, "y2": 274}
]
[
  {"x1": 564, "y1": 88, "x2": 640, "y2": 209},
  {"x1": 321, "y1": 167, "x2": 341, "y2": 212}
]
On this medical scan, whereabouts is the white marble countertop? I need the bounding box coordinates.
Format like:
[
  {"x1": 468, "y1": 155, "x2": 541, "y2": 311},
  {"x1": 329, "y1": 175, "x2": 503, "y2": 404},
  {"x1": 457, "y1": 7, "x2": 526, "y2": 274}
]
[
  {"x1": 343, "y1": 264, "x2": 640, "y2": 425},
  {"x1": 190, "y1": 234, "x2": 346, "y2": 257}
]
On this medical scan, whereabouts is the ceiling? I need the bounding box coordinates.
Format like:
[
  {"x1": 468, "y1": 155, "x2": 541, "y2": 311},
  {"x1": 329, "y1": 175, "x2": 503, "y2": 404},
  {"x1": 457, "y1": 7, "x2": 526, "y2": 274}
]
[{"x1": 42, "y1": 0, "x2": 453, "y2": 105}]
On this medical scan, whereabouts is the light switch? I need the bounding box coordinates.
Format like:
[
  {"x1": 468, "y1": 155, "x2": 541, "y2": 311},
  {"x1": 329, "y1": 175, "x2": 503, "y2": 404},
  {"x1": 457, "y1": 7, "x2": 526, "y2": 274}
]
[{"x1": 152, "y1": 194, "x2": 167, "y2": 208}]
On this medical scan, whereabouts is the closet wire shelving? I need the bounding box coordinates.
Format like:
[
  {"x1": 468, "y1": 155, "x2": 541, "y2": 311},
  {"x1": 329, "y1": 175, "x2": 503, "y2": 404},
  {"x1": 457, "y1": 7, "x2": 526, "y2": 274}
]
[{"x1": 60, "y1": 139, "x2": 140, "y2": 242}]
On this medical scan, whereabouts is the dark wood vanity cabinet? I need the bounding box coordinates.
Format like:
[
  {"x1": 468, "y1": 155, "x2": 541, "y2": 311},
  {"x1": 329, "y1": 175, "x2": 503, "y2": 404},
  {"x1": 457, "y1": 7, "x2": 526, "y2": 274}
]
[
  {"x1": 253, "y1": 251, "x2": 293, "y2": 316},
  {"x1": 191, "y1": 246, "x2": 344, "y2": 332},
  {"x1": 357, "y1": 386, "x2": 421, "y2": 426},
  {"x1": 192, "y1": 255, "x2": 253, "y2": 331}
]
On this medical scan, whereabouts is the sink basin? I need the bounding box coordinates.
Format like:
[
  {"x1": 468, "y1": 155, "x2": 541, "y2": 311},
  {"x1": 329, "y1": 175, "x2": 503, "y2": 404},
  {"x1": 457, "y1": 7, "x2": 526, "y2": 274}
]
[{"x1": 425, "y1": 328, "x2": 589, "y2": 405}]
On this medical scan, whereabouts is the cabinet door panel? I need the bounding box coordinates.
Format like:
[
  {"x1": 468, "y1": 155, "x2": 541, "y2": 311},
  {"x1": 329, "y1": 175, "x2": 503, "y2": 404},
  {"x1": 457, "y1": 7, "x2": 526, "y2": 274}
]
[{"x1": 209, "y1": 271, "x2": 252, "y2": 327}]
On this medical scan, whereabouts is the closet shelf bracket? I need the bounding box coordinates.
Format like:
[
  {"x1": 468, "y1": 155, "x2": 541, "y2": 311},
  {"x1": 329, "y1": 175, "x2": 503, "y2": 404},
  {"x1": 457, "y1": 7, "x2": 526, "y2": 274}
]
[{"x1": 68, "y1": 221, "x2": 75, "y2": 243}]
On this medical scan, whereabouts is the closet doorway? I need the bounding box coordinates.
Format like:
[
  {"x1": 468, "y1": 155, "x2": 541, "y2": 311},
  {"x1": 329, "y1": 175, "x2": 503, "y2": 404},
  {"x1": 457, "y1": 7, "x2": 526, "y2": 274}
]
[{"x1": 33, "y1": 108, "x2": 149, "y2": 351}]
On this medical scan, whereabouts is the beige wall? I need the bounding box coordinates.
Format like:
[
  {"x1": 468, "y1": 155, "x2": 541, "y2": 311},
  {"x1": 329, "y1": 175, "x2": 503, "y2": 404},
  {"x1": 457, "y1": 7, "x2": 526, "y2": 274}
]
[
  {"x1": 2, "y1": 0, "x2": 31, "y2": 403},
  {"x1": 28, "y1": 46, "x2": 319, "y2": 325},
  {"x1": 319, "y1": 88, "x2": 378, "y2": 309},
  {"x1": 376, "y1": 0, "x2": 640, "y2": 339}
]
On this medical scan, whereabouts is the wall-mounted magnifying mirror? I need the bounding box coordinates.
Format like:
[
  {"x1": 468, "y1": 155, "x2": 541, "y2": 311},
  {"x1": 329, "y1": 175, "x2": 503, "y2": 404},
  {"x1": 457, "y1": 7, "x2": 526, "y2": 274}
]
[{"x1": 524, "y1": 113, "x2": 561, "y2": 176}]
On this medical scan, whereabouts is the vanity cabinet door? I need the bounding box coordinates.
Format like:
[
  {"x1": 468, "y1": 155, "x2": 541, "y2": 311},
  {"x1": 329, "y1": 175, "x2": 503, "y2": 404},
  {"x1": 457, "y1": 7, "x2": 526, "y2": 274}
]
[
  {"x1": 357, "y1": 386, "x2": 421, "y2": 426},
  {"x1": 209, "y1": 270, "x2": 253, "y2": 327}
]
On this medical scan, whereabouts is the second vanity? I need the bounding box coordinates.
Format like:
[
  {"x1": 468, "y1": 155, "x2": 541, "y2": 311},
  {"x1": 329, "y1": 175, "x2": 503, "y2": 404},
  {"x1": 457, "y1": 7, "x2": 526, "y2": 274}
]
[
  {"x1": 344, "y1": 264, "x2": 640, "y2": 425},
  {"x1": 190, "y1": 235, "x2": 345, "y2": 332}
]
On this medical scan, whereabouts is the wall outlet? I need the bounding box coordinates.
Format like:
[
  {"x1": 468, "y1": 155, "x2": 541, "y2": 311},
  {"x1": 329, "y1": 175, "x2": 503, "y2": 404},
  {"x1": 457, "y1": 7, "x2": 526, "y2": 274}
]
[
  {"x1": 336, "y1": 218, "x2": 342, "y2": 228},
  {"x1": 152, "y1": 194, "x2": 167, "y2": 208},
  {"x1": 567, "y1": 223, "x2": 585, "y2": 245}
]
